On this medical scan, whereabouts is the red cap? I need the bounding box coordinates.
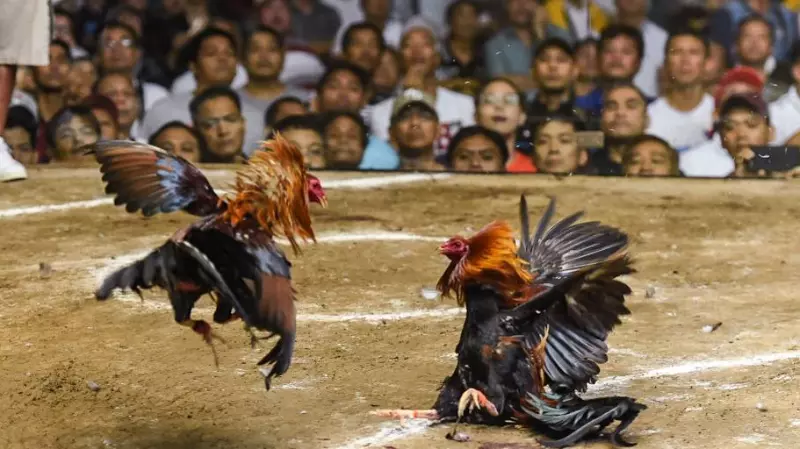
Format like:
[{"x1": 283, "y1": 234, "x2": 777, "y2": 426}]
[{"x1": 713, "y1": 67, "x2": 765, "y2": 108}]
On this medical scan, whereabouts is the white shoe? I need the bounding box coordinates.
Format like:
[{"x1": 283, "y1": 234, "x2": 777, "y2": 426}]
[{"x1": 0, "y1": 136, "x2": 27, "y2": 182}]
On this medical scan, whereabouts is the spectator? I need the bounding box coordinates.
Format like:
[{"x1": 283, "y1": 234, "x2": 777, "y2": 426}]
[
  {"x1": 264, "y1": 96, "x2": 309, "y2": 137},
  {"x1": 528, "y1": 38, "x2": 582, "y2": 119},
  {"x1": 339, "y1": 22, "x2": 386, "y2": 75},
  {"x1": 370, "y1": 23, "x2": 475, "y2": 162},
  {"x1": 622, "y1": 134, "x2": 680, "y2": 176},
  {"x1": 546, "y1": 0, "x2": 610, "y2": 41},
  {"x1": 331, "y1": 0, "x2": 403, "y2": 55},
  {"x1": 646, "y1": 31, "x2": 714, "y2": 152},
  {"x1": 64, "y1": 57, "x2": 98, "y2": 106},
  {"x1": 719, "y1": 93, "x2": 775, "y2": 178},
  {"x1": 270, "y1": 114, "x2": 326, "y2": 169},
  {"x1": 473, "y1": 78, "x2": 531, "y2": 172},
  {"x1": 438, "y1": 0, "x2": 488, "y2": 96},
  {"x1": 322, "y1": 111, "x2": 369, "y2": 169},
  {"x1": 81, "y1": 94, "x2": 120, "y2": 141},
  {"x1": 709, "y1": 0, "x2": 797, "y2": 72},
  {"x1": 237, "y1": 26, "x2": 310, "y2": 121},
  {"x1": 680, "y1": 66, "x2": 765, "y2": 177},
  {"x1": 95, "y1": 73, "x2": 142, "y2": 140},
  {"x1": 53, "y1": 7, "x2": 90, "y2": 58},
  {"x1": 387, "y1": 89, "x2": 445, "y2": 170},
  {"x1": 574, "y1": 38, "x2": 600, "y2": 97},
  {"x1": 372, "y1": 48, "x2": 400, "y2": 103},
  {"x1": 592, "y1": 82, "x2": 650, "y2": 175},
  {"x1": 484, "y1": 0, "x2": 570, "y2": 92},
  {"x1": 142, "y1": 28, "x2": 263, "y2": 156},
  {"x1": 189, "y1": 86, "x2": 247, "y2": 163},
  {"x1": 531, "y1": 114, "x2": 589, "y2": 175},
  {"x1": 770, "y1": 43, "x2": 800, "y2": 144},
  {"x1": 614, "y1": 0, "x2": 668, "y2": 98},
  {"x1": 96, "y1": 21, "x2": 169, "y2": 110},
  {"x1": 45, "y1": 105, "x2": 101, "y2": 161},
  {"x1": 290, "y1": 0, "x2": 342, "y2": 54},
  {"x1": 446, "y1": 125, "x2": 509, "y2": 173},
  {"x1": 580, "y1": 25, "x2": 646, "y2": 114},
  {"x1": 149, "y1": 121, "x2": 204, "y2": 163},
  {"x1": 311, "y1": 60, "x2": 398, "y2": 169},
  {"x1": 734, "y1": 15, "x2": 792, "y2": 102},
  {"x1": 3, "y1": 106, "x2": 38, "y2": 165},
  {"x1": 32, "y1": 40, "x2": 72, "y2": 161}
]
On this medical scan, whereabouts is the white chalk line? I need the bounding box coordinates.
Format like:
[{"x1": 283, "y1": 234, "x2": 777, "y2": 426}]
[
  {"x1": 336, "y1": 350, "x2": 800, "y2": 448},
  {"x1": 0, "y1": 172, "x2": 452, "y2": 218}
]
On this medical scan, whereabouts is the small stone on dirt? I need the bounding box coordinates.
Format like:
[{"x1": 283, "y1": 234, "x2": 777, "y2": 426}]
[
  {"x1": 702, "y1": 322, "x2": 723, "y2": 333},
  {"x1": 445, "y1": 430, "x2": 470, "y2": 442},
  {"x1": 645, "y1": 285, "x2": 656, "y2": 298},
  {"x1": 39, "y1": 262, "x2": 53, "y2": 278},
  {"x1": 87, "y1": 380, "x2": 101, "y2": 392},
  {"x1": 756, "y1": 402, "x2": 767, "y2": 412}
]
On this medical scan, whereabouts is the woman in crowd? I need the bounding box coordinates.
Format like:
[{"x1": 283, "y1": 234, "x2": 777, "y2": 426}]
[{"x1": 473, "y1": 77, "x2": 532, "y2": 172}]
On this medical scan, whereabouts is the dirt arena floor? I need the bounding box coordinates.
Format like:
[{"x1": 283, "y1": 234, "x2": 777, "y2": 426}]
[{"x1": 2, "y1": 163, "x2": 800, "y2": 449}]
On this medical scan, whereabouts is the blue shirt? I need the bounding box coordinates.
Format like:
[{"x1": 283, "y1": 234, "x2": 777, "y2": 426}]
[{"x1": 359, "y1": 135, "x2": 399, "y2": 170}]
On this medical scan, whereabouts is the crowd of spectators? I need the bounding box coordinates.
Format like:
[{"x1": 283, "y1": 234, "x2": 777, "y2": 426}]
[{"x1": 5, "y1": 0, "x2": 800, "y2": 179}]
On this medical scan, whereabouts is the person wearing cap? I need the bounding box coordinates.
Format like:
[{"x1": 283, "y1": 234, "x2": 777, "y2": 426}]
[
  {"x1": 528, "y1": 38, "x2": 582, "y2": 119},
  {"x1": 717, "y1": 92, "x2": 780, "y2": 178},
  {"x1": 766, "y1": 41, "x2": 800, "y2": 145},
  {"x1": 0, "y1": 0, "x2": 51, "y2": 182},
  {"x1": 388, "y1": 88, "x2": 444, "y2": 171},
  {"x1": 369, "y1": 22, "x2": 475, "y2": 162},
  {"x1": 679, "y1": 66, "x2": 767, "y2": 177},
  {"x1": 646, "y1": 30, "x2": 715, "y2": 152}
]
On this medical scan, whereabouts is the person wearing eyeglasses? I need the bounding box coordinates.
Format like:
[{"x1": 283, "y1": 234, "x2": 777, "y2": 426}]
[{"x1": 473, "y1": 78, "x2": 532, "y2": 172}]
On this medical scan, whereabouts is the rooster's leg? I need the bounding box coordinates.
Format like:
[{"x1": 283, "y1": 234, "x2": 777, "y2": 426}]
[
  {"x1": 179, "y1": 319, "x2": 226, "y2": 367},
  {"x1": 457, "y1": 388, "x2": 499, "y2": 419}
]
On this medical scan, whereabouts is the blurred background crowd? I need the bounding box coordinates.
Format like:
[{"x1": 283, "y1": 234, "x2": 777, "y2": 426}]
[{"x1": 6, "y1": 0, "x2": 800, "y2": 178}]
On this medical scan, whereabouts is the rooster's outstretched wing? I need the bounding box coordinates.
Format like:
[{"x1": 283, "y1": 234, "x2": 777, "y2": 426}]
[
  {"x1": 506, "y1": 195, "x2": 634, "y2": 393},
  {"x1": 86, "y1": 140, "x2": 222, "y2": 217}
]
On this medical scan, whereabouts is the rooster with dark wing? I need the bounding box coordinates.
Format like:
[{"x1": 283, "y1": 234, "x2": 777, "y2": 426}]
[
  {"x1": 87, "y1": 133, "x2": 327, "y2": 390},
  {"x1": 372, "y1": 196, "x2": 646, "y2": 447}
]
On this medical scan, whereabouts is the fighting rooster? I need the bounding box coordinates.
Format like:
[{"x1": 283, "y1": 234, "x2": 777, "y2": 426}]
[
  {"x1": 87, "y1": 134, "x2": 326, "y2": 390},
  {"x1": 372, "y1": 196, "x2": 646, "y2": 447}
]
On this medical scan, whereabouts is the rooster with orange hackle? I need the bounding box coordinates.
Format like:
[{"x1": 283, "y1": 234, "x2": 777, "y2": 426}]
[
  {"x1": 86, "y1": 133, "x2": 326, "y2": 390},
  {"x1": 372, "y1": 196, "x2": 646, "y2": 447}
]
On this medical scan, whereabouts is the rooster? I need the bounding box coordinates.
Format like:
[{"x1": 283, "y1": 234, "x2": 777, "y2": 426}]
[
  {"x1": 372, "y1": 196, "x2": 646, "y2": 447},
  {"x1": 87, "y1": 134, "x2": 327, "y2": 390}
]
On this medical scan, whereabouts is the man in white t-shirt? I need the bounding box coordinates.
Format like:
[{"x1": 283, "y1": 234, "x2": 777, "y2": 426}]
[
  {"x1": 645, "y1": 30, "x2": 714, "y2": 152},
  {"x1": 369, "y1": 21, "x2": 474, "y2": 162},
  {"x1": 615, "y1": 0, "x2": 667, "y2": 98}
]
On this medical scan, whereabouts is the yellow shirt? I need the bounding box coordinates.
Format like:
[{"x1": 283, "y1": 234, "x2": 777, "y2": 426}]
[
  {"x1": 784, "y1": 0, "x2": 800, "y2": 10},
  {"x1": 545, "y1": 0, "x2": 610, "y2": 36}
]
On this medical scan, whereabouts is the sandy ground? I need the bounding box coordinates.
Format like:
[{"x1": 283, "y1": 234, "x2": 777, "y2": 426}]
[{"x1": 1, "y1": 164, "x2": 800, "y2": 449}]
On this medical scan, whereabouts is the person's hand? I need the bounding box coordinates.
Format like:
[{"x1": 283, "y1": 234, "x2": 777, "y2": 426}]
[{"x1": 733, "y1": 147, "x2": 756, "y2": 177}]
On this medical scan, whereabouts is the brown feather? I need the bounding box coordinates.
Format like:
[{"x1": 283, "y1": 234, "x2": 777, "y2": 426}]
[
  {"x1": 257, "y1": 274, "x2": 297, "y2": 334},
  {"x1": 220, "y1": 133, "x2": 316, "y2": 254},
  {"x1": 437, "y1": 220, "x2": 533, "y2": 306}
]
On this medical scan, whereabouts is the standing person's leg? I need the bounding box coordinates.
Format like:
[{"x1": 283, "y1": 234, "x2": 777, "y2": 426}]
[{"x1": 0, "y1": 0, "x2": 51, "y2": 182}]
